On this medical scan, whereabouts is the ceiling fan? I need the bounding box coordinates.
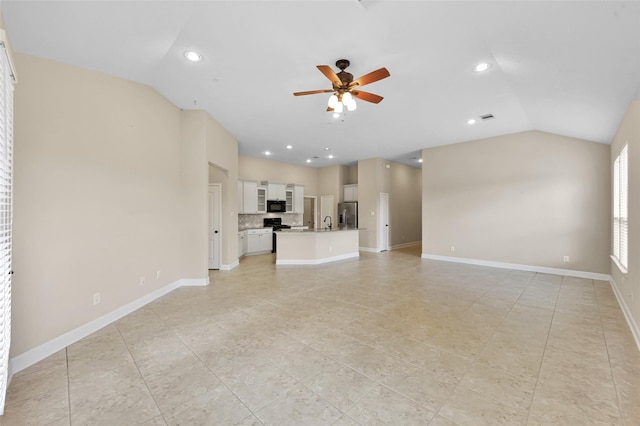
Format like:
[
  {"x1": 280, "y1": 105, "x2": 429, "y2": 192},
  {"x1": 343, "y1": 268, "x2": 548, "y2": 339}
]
[{"x1": 293, "y1": 59, "x2": 390, "y2": 114}]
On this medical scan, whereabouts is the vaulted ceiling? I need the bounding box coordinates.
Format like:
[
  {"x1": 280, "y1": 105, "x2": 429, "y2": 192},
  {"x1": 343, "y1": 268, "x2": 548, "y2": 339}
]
[{"x1": 3, "y1": 1, "x2": 639, "y2": 167}]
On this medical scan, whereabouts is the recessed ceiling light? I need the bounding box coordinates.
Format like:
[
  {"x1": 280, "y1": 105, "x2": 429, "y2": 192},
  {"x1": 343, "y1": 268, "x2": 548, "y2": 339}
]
[
  {"x1": 473, "y1": 62, "x2": 491, "y2": 72},
  {"x1": 264, "y1": 151, "x2": 271, "y2": 156},
  {"x1": 418, "y1": 158, "x2": 423, "y2": 163},
  {"x1": 306, "y1": 159, "x2": 311, "y2": 163},
  {"x1": 328, "y1": 154, "x2": 334, "y2": 159},
  {"x1": 467, "y1": 118, "x2": 477, "y2": 125},
  {"x1": 286, "y1": 145, "x2": 293, "y2": 150},
  {"x1": 324, "y1": 147, "x2": 331, "y2": 151},
  {"x1": 184, "y1": 51, "x2": 203, "y2": 62}
]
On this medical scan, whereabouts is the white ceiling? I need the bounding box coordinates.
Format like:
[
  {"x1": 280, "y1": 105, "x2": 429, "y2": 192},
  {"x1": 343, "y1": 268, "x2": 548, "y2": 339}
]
[{"x1": 3, "y1": 1, "x2": 640, "y2": 168}]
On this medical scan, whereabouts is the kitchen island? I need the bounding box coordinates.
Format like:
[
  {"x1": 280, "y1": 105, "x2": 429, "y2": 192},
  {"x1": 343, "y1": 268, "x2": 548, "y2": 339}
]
[{"x1": 275, "y1": 228, "x2": 359, "y2": 265}]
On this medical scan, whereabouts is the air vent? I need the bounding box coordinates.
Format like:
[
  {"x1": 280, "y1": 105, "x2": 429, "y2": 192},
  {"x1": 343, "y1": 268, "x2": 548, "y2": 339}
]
[{"x1": 480, "y1": 114, "x2": 494, "y2": 121}]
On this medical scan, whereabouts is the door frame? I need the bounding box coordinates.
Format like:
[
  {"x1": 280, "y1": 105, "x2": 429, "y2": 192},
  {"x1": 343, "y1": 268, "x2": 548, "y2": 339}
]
[
  {"x1": 304, "y1": 195, "x2": 317, "y2": 229},
  {"x1": 379, "y1": 192, "x2": 389, "y2": 252},
  {"x1": 208, "y1": 184, "x2": 222, "y2": 270}
]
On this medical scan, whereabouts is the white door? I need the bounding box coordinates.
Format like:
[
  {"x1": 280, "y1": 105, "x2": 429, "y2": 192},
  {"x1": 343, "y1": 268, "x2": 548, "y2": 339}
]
[
  {"x1": 379, "y1": 193, "x2": 389, "y2": 251},
  {"x1": 208, "y1": 184, "x2": 221, "y2": 269},
  {"x1": 320, "y1": 195, "x2": 334, "y2": 230}
]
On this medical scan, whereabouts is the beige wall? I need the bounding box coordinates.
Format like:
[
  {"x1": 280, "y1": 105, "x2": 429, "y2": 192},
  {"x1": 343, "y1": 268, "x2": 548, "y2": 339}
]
[
  {"x1": 610, "y1": 101, "x2": 640, "y2": 337},
  {"x1": 422, "y1": 130, "x2": 610, "y2": 273},
  {"x1": 358, "y1": 158, "x2": 421, "y2": 249},
  {"x1": 389, "y1": 162, "x2": 422, "y2": 247},
  {"x1": 357, "y1": 158, "x2": 386, "y2": 249},
  {"x1": 180, "y1": 111, "x2": 208, "y2": 279},
  {"x1": 238, "y1": 156, "x2": 317, "y2": 196},
  {"x1": 317, "y1": 165, "x2": 344, "y2": 224},
  {"x1": 12, "y1": 53, "x2": 183, "y2": 356},
  {"x1": 205, "y1": 113, "x2": 239, "y2": 268}
]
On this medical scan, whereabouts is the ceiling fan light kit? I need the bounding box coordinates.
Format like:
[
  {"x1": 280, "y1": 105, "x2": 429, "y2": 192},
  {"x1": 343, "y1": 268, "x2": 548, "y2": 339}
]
[{"x1": 294, "y1": 59, "x2": 390, "y2": 116}]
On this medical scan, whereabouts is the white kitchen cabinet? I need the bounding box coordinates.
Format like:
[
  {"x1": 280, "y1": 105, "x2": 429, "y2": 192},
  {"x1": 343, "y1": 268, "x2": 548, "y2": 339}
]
[
  {"x1": 238, "y1": 231, "x2": 247, "y2": 258},
  {"x1": 257, "y1": 186, "x2": 267, "y2": 213},
  {"x1": 285, "y1": 189, "x2": 293, "y2": 213},
  {"x1": 237, "y1": 181, "x2": 243, "y2": 214},
  {"x1": 293, "y1": 185, "x2": 304, "y2": 213},
  {"x1": 246, "y1": 229, "x2": 272, "y2": 254},
  {"x1": 262, "y1": 181, "x2": 287, "y2": 200},
  {"x1": 242, "y1": 181, "x2": 258, "y2": 213},
  {"x1": 344, "y1": 184, "x2": 358, "y2": 202}
]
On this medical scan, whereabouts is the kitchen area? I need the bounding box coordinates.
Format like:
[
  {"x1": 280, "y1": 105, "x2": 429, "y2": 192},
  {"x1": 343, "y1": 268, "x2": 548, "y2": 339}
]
[{"x1": 237, "y1": 179, "x2": 360, "y2": 264}]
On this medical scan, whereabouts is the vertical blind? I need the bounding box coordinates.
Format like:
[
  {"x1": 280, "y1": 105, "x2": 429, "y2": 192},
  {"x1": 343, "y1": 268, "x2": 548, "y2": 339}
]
[
  {"x1": 613, "y1": 144, "x2": 628, "y2": 270},
  {"x1": 0, "y1": 29, "x2": 15, "y2": 416}
]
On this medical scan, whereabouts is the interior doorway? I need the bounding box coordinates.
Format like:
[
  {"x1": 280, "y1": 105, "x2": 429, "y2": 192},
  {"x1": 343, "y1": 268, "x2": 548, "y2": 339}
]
[{"x1": 304, "y1": 196, "x2": 316, "y2": 229}]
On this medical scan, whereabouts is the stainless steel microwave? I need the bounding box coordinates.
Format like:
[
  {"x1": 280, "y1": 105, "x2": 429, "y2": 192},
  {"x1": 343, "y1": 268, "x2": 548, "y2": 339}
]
[{"x1": 267, "y1": 200, "x2": 286, "y2": 212}]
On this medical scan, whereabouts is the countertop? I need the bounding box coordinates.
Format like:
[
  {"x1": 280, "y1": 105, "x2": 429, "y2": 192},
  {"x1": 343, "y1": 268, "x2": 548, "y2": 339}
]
[{"x1": 276, "y1": 228, "x2": 361, "y2": 233}]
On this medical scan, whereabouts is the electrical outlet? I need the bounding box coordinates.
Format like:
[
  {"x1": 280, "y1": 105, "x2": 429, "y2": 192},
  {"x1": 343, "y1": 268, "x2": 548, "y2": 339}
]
[
  {"x1": 563, "y1": 256, "x2": 570, "y2": 263},
  {"x1": 93, "y1": 292, "x2": 101, "y2": 306},
  {"x1": 139, "y1": 276, "x2": 146, "y2": 286},
  {"x1": 450, "y1": 246, "x2": 455, "y2": 252},
  {"x1": 156, "y1": 270, "x2": 161, "y2": 280}
]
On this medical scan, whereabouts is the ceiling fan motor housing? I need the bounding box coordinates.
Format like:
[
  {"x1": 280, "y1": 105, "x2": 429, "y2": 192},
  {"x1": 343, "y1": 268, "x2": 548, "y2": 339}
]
[{"x1": 335, "y1": 59, "x2": 354, "y2": 86}]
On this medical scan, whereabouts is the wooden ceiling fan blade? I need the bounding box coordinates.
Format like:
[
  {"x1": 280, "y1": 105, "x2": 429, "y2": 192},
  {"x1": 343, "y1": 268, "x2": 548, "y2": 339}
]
[
  {"x1": 317, "y1": 65, "x2": 341, "y2": 86},
  {"x1": 293, "y1": 89, "x2": 335, "y2": 96},
  {"x1": 350, "y1": 68, "x2": 390, "y2": 88},
  {"x1": 352, "y1": 90, "x2": 384, "y2": 104}
]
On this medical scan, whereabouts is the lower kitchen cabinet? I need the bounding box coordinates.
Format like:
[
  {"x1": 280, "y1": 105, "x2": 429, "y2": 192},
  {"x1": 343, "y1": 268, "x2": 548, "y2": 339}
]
[
  {"x1": 238, "y1": 231, "x2": 248, "y2": 258},
  {"x1": 246, "y1": 229, "x2": 272, "y2": 254}
]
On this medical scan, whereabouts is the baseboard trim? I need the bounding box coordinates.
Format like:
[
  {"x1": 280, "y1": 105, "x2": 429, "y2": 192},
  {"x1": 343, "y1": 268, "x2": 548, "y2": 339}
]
[
  {"x1": 421, "y1": 253, "x2": 611, "y2": 281},
  {"x1": 9, "y1": 279, "x2": 184, "y2": 375},
  {"x1": 10, "y1": 276, "x2": 211, "y2": 375},
  {"x1": 276, "y1": 252, "x2": 359, "y2": 265},
  {"x1": 220, "y1": 260, "x2": 239, "y2": 271},
  {"x1": 390, "y1": 241, "x2": 421, "y2": 250},
  {"x1": 359, "y1": 247, "x2": 380, "y2": 253},
  {"x1": 180, "y1": 277, "x2": 210, "y2": 286},
  {"x1": 609, "y1": 276, "x2": 640, "y2": 351}
]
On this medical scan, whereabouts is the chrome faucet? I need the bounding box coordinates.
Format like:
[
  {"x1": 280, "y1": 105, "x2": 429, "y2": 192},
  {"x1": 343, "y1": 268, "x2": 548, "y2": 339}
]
[{"x1": 323, "y1": 216, "x2": 332, "y2": 231}]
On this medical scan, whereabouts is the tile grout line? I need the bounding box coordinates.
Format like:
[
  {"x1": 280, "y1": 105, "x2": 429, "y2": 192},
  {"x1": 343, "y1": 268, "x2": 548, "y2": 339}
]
[
  {"x1": 65, "y1": 348, "x2": 71, "y2": 425},
  {"x1": 594, "y1": 278, "x2": 626, "y2": 425},
  {"x1": 524, "y1": 272, "x2": 563, "y2": 426},
  {"x1": 430, "y1": 268, "x2": 536, "y2": 424}
]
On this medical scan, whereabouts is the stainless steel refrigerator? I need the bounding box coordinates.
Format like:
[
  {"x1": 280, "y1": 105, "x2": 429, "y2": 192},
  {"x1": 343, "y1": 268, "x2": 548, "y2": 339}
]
[{"x1": 338, "y1": 202, "x2": 358, "y2": 229}]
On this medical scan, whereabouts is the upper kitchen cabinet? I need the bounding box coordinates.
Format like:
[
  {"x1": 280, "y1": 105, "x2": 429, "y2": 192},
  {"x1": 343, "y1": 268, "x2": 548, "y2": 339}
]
[
  {"x1": 285, "y1": 188, "x2": 293, "y2": 213},
  {"x1": 262, "y1": 181, "x2": 287, "y2": 201},
  {"x1": 292, "y1": 184, "x2": 304, "y2": 213},
  {"x1": 344, "y1": 184, "x2": 358, "y2": 202},
  {"x1": 239, "y1": 180, "x2": 260, "y2": 214}
]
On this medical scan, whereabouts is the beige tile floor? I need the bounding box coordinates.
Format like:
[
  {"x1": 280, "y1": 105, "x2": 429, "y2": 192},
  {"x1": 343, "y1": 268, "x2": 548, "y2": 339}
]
[{"x1": 2, "y1": 245, "x2": 639, "y2": 425}]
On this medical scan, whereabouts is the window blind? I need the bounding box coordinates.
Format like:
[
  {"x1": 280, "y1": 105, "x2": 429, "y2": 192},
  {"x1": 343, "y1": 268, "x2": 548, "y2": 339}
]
[
  {"x1": 613, "y1": 144, "x2": 628, "y2": 270},
  {"x1": 0, "y1": 29, "x2": 15, "y2": 416}
]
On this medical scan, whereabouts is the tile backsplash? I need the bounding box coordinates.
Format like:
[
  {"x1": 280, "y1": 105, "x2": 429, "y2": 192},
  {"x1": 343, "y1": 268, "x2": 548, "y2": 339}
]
[{"x1": 239, "y1": 213, "x2": 303, "y2": 230}]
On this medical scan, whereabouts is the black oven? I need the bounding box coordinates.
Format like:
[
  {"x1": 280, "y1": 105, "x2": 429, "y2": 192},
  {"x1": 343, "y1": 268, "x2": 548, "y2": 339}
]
[
  {"x1": 267, "y1": 200, "x2": 286, "y2": 212},
  {"x1": 264, "y1": 218, "x2": 291, "y2": 253}
]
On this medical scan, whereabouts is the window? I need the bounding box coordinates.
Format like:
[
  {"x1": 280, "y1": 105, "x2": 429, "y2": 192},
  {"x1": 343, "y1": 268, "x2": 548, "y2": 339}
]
[
  {"x1": 0, "y1": 29, "x2": 15, "y2": 416},
  {"x1": 613, "y1": 144, "x2": 628, "y2": 271}
]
